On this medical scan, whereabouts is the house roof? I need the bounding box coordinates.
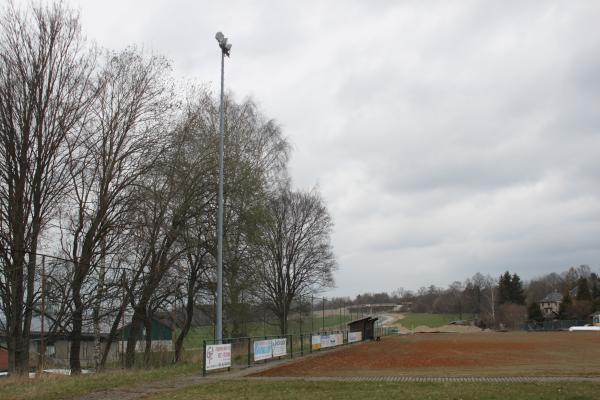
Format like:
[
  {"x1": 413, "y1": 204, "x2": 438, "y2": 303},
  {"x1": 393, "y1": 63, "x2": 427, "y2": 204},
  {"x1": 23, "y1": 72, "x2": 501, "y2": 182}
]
[
  {"x1": 1, "y1": 310, "x2": 113, "y2": 339},
  {"x1": 540, "y1": 292, "x2": 562, "y2": 303},
  {"x1": 119, "y1": 316, "x2": 175, "y2": 332}
]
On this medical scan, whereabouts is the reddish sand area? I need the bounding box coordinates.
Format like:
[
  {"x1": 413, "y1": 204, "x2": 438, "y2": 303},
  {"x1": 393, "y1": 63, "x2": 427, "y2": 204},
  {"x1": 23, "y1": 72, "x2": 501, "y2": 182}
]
[{"x1": 252, "y1": 331, "x2": 600, "y2": 377}]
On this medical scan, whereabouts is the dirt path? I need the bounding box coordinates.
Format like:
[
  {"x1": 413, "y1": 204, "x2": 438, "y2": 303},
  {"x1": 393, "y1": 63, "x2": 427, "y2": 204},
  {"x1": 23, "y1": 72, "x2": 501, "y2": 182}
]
[{"x1": 69, "y1": 348, "x2": 345, "y2": 400}]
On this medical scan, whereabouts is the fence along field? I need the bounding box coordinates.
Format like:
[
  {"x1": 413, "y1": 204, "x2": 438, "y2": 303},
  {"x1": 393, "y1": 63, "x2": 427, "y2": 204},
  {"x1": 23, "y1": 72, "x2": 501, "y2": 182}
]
[
  {"x1": 179, "y1": 295, "x2": 378, "y2": 355},
  {"x1": 201, "y1": 323, "x2": 393, "y2": 376}
]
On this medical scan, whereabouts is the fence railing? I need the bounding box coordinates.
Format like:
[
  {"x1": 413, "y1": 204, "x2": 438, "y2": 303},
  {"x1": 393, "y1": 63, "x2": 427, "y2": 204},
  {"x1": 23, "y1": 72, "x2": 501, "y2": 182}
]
[
  {"x1": 202, "y1": 327, "x2": 391, "y2": 376},
  {"x1": 521, "y1": 320, "x2": 588, "y2": 331}
]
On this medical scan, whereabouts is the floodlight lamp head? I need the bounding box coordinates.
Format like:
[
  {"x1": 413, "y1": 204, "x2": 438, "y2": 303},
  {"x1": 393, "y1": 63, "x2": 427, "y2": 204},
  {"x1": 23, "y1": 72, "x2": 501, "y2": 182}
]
[
  {"x1": 225, "y1": 43, "x2": 232, "y2": 51},
  {"x1": 215, "y1": 32, "x2": 224, "y2": 42}
]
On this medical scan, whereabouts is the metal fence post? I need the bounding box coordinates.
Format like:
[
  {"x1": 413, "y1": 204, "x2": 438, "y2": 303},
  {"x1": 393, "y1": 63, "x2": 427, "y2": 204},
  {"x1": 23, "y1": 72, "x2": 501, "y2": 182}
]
[
  {"x1": 309, "y1": 333, "x2": 312, "y2": 353},
  {"x1": 322, "y1": 297, "x2": 325, "y2": 331},
  {"x1": 247, "y1": 337, "x2": 251, "y2": 367},
  {"x1": 300, "y1": 333, "x2": 304, "y2": 356},
  {"x1": 290, "y1": 334, "x2": 293, "y2": 358},
  {"x1": 202, "y1": 340, "x2": 207, "y2": 376}
]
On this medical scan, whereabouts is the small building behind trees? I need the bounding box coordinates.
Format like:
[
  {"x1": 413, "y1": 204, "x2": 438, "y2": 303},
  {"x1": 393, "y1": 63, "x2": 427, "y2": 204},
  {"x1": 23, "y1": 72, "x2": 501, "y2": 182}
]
[{"x1": 118, "y1": 317, "x2": 174, "y2": 353}]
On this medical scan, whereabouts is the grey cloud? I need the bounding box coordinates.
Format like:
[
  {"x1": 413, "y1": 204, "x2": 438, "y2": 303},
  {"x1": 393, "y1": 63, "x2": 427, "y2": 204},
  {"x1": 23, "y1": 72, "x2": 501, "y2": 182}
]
[{"x1": 36, "y1": 0, "x2": 600, "y2": 295}]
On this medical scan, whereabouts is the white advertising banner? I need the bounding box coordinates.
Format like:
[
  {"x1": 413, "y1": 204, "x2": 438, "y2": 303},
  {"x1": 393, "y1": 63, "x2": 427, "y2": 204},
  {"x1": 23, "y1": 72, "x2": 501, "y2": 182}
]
[
  {"x1": 319, "y1": 333, "x2": 343, "y2": 349},
  {"x1": 271, "y1": 338, "x2": 287, "y2": 357},
  {"x1": 348, "y1": 331, "x2": 362, "y2": 343},
  {"x1": 205, "y1": 343, "x2": 231, "y2": 370},
  {"x1": 253, "y1": 340, "x2": 273, "y2": 361},
  {"x1": 333, "y1": 333, "x2": 343, "y2": 346}
]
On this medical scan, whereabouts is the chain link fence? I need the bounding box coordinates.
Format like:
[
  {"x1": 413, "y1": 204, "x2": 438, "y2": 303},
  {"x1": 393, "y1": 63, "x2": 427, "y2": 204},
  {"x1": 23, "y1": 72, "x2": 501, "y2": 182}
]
[{"x1": 1, "y1": 250, "x2": 401, "y2": 372}]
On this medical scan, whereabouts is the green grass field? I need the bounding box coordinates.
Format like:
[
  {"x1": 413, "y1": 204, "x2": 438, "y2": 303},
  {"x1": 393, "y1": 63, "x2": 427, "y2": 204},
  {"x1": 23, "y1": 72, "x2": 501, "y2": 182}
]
[
  {"x1": 145, "y1": 380, "x2": 599, "y2": 400},
  {"x1": 395, "y1": 312, "x2": 474, "y2": 328},
  {"x1": 3, "y1": 373, "x2": 599, "y2": 400}
]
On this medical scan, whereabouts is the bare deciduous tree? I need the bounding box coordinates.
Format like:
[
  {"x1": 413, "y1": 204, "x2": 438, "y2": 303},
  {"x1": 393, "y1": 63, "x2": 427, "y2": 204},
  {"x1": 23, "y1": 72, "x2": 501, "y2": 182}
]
[
  {"x1": 0, "y1": 2, "x2": 95, "y2": 374},
  {"x1": 258, "y1": 187, "x2": 336, "y2": 334},
  {"x1": 60, "y1": 48, "x2": 171, "y2": 374},
  {"x1": 123, "y1": 109, "x2": 216, "y2": 368}
]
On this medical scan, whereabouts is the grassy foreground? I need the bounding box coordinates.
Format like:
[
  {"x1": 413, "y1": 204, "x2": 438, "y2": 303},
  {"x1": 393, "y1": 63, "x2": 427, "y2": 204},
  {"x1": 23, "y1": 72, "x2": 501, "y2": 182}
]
[
  {"x1": 0, "y1": 364, "x2": 197, "y2": 400},
  {"x1": 396, "y1": 313, "x2": 473, "y2": 328},
  {"x1": 145, "y1": 380, "x2": 600, "y2": 400}
]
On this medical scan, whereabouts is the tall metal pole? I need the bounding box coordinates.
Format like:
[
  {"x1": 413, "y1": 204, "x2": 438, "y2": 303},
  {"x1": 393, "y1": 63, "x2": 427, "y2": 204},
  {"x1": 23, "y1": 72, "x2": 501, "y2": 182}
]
[
  {"x1": 40, "y1": 255, "x2": 45, "y2": 370},
  {"x1": 216, "y1": 48, "x2": 225, "y2": 342}
]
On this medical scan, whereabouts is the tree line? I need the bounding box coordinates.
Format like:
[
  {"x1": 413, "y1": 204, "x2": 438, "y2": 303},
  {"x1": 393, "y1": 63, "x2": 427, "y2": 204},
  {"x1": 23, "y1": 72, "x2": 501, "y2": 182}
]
[
  {"x1": 0, "y1": 2, "x2": 336, "y2": 375},
  {"x1": 339, "y1": 264, "x2": 600, "y2": 329}
]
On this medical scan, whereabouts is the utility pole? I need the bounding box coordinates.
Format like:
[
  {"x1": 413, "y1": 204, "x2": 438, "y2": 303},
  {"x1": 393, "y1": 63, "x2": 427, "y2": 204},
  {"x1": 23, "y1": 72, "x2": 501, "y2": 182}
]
[
  {"x1": 40, "y1": 255, "x2": 46, "y2": 371},
  {"x1": 214, "y1": 31, "x2": 232, "y2": 342}
]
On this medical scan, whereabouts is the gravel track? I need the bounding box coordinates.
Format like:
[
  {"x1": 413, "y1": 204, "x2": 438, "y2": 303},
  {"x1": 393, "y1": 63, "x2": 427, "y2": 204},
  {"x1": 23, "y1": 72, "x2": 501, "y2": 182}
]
[{"x1": 247, "y1": 375, "x2": 600, "y2": 383}]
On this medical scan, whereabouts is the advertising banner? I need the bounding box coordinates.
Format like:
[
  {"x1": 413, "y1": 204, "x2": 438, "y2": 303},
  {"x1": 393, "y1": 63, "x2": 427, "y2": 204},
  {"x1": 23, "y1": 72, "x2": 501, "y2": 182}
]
[
  {"x1": 311, "y1": 335, "x2": 321, "y2": 350},
  {"x1": 205, "y1": 343, "x2": 231, "y2": 370},
  {"x1": 320, "y1": 334, "x2": 330, "y2": 348},
  {"x1": 321, "y1": 333, "x2": 343, "y2": 348},
  {"x1": 272, "y1": 338, "x2": 287, "y2": 357},
  {"x1": 348, "y1": 331, "x2": 362, "y2": 343},
  {"x1": 253, "y1": 340, "x2": 273, "y2": 361},
  {"x1": 333, "y1": 333, "x2": 343, "y2": 346}
]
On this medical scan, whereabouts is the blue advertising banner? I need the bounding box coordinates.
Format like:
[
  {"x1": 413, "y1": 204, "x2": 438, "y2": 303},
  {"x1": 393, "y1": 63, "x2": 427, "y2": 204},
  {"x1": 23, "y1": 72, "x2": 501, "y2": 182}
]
[{"x1": 253, "y1": 339, "x2": 273, "y2": 361}]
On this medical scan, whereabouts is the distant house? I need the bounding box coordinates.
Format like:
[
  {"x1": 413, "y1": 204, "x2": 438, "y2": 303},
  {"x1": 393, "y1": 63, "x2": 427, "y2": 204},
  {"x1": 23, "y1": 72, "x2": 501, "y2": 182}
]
[{"x1": 538, "y1": 292, "x2": 562, "y2": 319}]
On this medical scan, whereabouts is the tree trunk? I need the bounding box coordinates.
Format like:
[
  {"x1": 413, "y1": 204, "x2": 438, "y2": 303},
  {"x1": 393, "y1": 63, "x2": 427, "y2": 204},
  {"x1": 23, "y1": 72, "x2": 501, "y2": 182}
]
[
  {"x1": 143, "y1": 316, "x2": 153, "y2": 367},
  {"x1": 6, "y1": 232, "x2": 27, "y2": 374},
  {"x1": 93, "y1": 245, "x2": 107, "y2": 370},
  {"x1": 70, "y1": 279, "x2": 84, "y2": 375},
  {"x1": 174, "y1": 287, "x2": 196, "y2": 363},
  {"x1": 125, "y1": 308, "x2": 144, "y2": 368},
  {"x1": 99, "y1": 305, "x2": 125, "y2": 370}
]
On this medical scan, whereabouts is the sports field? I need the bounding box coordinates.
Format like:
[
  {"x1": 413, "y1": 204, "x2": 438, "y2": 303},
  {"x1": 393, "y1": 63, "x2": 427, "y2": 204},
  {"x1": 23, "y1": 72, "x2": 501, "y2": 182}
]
[
  {"x1": 3, "y1": 331, "x2": 600, "y2": 400},
  {"x1": 253, "y1": 331, "x2": 600, "y2": 377}
]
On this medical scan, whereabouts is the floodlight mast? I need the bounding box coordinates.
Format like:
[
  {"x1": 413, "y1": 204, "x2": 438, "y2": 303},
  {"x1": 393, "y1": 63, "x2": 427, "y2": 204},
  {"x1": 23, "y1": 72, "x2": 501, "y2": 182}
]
[
  {"x1": 216, "y1": 31, "x2": 232, "y2": 57},
  {"x1": 215, "y1": 31, "x2": 231, "y2": 343}
]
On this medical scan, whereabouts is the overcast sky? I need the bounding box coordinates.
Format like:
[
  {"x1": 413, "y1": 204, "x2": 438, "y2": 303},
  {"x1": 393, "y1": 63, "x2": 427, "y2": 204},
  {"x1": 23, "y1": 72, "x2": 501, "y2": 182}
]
[{"x1": 31, "y1": 0, "x2": 600, "y2": 296}]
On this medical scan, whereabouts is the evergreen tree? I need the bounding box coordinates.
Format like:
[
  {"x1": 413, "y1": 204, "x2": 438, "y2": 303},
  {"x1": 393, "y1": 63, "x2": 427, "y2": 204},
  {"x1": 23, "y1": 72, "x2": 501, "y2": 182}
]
[
  {"x1": 498, "y1": 271, "x2": 525, "y2": 305},
  {"x1": 575, "y1": 277, "x2": 592, "y2": 301},
  {"x1": 589, "y1": 273, "x2": 600, "y2": 300},
  {"x1": 498, "y1": 271, "x2": 512, "y2": 304},
  {"x1": 510, "y1": 273, "x2": 526, "y2": 305},
  {"x1": 558, "y1": 292, "x2": 573, "y2": 319}
]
